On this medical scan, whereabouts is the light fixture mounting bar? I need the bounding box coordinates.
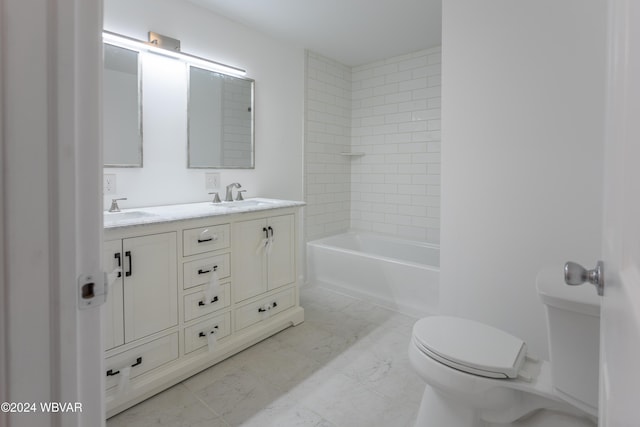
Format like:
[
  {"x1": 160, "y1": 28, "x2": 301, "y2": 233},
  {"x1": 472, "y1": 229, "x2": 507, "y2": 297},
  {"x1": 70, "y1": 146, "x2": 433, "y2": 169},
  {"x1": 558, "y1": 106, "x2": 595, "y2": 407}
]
[
  {"x1": 148, "y1": 31, "x2": 181, "y2": 52},
  {"x1": 102, "y1": 30, "x2": 247, "y2": 76}
]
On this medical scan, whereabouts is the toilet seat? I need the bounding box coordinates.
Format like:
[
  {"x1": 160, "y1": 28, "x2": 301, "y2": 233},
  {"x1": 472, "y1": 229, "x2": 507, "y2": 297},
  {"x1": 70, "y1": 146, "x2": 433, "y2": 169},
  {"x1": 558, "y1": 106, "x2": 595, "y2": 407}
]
[{"x1": 412, "y1": 316, "x2": 527, "y2": 379}]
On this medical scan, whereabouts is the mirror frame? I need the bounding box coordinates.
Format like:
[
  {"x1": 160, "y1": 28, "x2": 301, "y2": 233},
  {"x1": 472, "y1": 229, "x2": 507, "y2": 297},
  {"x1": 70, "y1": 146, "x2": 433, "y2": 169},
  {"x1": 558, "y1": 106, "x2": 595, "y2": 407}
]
[
  {"x1": 103, "y1": 42, "x2": 143, "y2": 168},
  {"x1": 187, "y1": 65, "x2": 255, "y2": 169}
]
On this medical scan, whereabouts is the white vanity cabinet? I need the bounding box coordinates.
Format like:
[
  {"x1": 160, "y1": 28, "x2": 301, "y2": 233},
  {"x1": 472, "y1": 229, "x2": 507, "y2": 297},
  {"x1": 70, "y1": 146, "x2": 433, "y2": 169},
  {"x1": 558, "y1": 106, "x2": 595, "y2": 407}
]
[
  {"x1": 103, "y1": 200, "x2": 304, "y2": 418},
  {"x1": 232, "y1": 214, "x2": 295, "y2": 302},
  {"x1": 103, "y1": 232, "x2": 178, "y2": 349}
]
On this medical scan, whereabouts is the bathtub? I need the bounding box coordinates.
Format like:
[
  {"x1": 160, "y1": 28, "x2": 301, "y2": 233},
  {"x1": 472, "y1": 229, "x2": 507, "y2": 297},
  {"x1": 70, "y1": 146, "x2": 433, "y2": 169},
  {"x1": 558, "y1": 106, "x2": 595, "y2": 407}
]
[{"x1": 306, "y1": 231, "x2": 439, "y2": 317}]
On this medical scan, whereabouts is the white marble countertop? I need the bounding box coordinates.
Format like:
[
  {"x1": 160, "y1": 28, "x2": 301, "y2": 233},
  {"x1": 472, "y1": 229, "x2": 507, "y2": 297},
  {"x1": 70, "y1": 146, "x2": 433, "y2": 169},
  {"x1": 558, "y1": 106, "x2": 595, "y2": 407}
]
[{"x1": 104, "y1": 198, "x2": 305, "y2": 230}]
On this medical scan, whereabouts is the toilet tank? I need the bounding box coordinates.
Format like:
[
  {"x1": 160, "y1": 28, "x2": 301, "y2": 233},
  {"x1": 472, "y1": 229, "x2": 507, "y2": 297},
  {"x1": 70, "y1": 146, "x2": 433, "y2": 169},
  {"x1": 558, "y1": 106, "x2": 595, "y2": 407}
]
[{"x1": 536, "y1": 266, "x2": 600, "y2": 417}]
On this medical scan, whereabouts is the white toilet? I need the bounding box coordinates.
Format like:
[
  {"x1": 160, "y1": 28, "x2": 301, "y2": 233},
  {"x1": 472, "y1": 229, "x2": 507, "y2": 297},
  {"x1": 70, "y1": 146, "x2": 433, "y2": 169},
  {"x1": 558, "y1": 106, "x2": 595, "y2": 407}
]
[{"x1": 408, "y1": 267, "x2": 600, "y2": 426}]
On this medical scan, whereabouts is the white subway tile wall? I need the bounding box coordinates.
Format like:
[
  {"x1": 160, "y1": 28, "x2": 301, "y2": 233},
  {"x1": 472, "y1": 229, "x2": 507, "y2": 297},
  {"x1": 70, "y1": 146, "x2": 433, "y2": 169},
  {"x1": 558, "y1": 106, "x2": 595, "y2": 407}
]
[
  {"x1": 305, "y1": 47, "x2": 441, "y2": 243},
  {"x1": 305, "y1": 52, "x2": 352, "y2": 241},
  {"x1": 351, "y1": 48, "x2": 441, "y2": 243}
]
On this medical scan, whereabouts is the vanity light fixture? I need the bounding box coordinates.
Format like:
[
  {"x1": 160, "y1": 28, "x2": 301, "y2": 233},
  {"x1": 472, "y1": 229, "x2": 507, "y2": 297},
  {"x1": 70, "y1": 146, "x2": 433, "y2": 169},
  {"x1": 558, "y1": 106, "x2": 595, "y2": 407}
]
[{"x1": 102, "y1": 30, "x2": 247, "y2": 76}]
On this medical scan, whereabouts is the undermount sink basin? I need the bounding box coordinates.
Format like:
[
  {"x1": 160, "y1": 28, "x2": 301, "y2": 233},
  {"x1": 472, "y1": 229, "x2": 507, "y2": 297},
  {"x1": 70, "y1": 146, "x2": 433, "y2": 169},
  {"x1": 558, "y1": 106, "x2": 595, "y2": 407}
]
[
  {"x1": 221, "y1": 198, "x2": 276, "y2": 208},
  {"x1": 228, "y1": 200, "x2": 268, "y2": 206},
  {"x1": 104, "y1": 210, "x2": 158, "y2": 225}
]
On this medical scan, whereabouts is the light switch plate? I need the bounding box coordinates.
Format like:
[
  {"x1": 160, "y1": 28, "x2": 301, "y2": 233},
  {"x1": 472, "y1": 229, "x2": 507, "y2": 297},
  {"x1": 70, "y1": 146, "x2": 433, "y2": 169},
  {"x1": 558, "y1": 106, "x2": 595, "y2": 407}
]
[
  {"x1": 104, "y1": 174, "x2": 117, "y2": 195},
  {"x1": 205, "y1": 173, "x2": 220, "y2": 190}
]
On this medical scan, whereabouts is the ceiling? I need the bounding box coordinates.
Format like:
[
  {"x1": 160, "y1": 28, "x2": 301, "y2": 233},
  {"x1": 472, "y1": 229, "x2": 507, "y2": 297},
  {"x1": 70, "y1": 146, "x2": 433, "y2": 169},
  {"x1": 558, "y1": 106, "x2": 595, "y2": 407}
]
[{"x1": 185, "y1": 0, "x2": 442, "y2": 67}]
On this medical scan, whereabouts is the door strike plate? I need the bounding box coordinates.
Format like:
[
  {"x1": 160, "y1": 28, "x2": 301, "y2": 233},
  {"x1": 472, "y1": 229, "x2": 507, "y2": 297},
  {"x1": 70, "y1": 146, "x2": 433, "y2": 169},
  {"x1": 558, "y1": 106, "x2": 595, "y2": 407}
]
[{"x1": 78, "y1": 272, "x2": 108, "y2": 310}]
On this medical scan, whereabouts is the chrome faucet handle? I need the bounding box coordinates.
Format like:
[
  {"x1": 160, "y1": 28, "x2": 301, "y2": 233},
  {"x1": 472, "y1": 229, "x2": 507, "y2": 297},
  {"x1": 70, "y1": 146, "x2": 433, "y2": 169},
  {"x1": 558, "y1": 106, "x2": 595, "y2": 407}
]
[
  {"x1": 225, "y1": 182, "x2": 241, "y2": 202},
  {"x1": 236, "y1": 190, "x2": 246, "y2": 201},
  {"x1": 208, "y1": 192, "x2": 221, "y2": 203},
  {"x1": 109, "y1": 197, "x2": 127, "y2": 213}
]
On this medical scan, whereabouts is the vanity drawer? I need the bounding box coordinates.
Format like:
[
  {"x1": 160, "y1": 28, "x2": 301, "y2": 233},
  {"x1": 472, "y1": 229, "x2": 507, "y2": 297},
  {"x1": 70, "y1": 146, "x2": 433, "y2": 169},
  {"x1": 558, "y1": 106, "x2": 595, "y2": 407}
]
[
  {"x1": 105, "y1": 333, "x2": 178, "y2": 390},
  {"x1": 184, "y1": 312, "x2": 231, "y2": 354},
  {"x1": 235, "y1": 288, "x2": 295, "y2": 331},
  {"x1": 183, "y1": 224, "x2": 230, "y2": 256},
  {"x1": 183, "y1": 254, "x2": 230, "y2": 290},
  {"x1": 183, "y1": 282, "x2": 231, "y2": 322}
]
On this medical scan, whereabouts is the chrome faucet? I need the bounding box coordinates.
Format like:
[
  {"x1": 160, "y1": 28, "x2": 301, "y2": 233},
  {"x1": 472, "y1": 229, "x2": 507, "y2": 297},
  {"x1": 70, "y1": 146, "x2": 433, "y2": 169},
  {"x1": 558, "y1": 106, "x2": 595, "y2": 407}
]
[
  {"x1": 225, "y1": 183, "x2": 241, "y2": 202},
  {"x1": 209, "y1": 192, "x2": 222, "y2": 203},
  {"x1": 109, "y1": 197, "x2": 127, "y2": 212}
]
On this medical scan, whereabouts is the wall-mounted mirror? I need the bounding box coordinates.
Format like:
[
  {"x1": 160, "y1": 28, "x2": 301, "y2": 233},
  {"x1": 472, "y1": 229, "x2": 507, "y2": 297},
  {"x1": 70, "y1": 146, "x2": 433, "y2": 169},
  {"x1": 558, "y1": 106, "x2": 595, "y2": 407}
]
[
  {"x1": 103, "y1": 43, "x2": 143, "y2": 167},
  {"x1": 188, "y1": 66, "x2": 254, "y2": 169}
]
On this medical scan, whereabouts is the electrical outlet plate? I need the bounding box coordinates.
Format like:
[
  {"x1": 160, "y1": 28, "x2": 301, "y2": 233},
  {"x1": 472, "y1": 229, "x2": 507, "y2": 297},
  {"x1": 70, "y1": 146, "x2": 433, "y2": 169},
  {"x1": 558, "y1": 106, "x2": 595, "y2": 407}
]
[
  {"x1": 205, "y1": 173, "x2": 220, "y2": 190},
  {"x1": 104, "y1": 174, "x2": 117, "y2": 195}
]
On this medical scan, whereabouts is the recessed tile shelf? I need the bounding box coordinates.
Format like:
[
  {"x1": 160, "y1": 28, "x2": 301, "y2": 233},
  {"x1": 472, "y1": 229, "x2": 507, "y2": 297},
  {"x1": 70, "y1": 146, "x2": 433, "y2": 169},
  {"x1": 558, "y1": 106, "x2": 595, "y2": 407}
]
[{"x1": 339, "y1": 152, "x2": 365, "y2": 157}]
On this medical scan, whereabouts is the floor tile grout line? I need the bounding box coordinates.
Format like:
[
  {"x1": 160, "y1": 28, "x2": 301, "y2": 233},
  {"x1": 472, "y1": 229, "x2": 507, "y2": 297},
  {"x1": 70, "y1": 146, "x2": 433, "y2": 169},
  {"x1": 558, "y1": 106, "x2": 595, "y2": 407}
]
[
  {"x1": 179, "y1": 335, "x2": 323, "y2": 426},
  {"x1": 108, "y1": 286, "x2": 422, "y2": 427},
  {"x1": 181, "y1": 379, "x2": 230, "y2": 425}
]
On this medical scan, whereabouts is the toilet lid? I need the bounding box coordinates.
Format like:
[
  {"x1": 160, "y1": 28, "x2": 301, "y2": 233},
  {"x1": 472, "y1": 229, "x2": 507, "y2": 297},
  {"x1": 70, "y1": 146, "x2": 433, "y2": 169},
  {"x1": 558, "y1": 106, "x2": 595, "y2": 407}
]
[{"x1": 412, "y1": 316, "x2": 527, "y2": 379}]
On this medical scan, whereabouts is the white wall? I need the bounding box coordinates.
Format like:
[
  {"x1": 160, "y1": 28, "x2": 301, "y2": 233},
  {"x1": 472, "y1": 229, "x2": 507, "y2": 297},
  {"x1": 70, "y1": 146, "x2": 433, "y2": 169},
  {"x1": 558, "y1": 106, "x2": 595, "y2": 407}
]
[
  {"x1": 103, "y1": 0, "x2": 305, "y2": 209},
  {"x1": 440, "y1": 0, "x2": 606, "y2": 358},
  {"x1": 351, "y1": 48, "x2": 441, "y2": 243}
]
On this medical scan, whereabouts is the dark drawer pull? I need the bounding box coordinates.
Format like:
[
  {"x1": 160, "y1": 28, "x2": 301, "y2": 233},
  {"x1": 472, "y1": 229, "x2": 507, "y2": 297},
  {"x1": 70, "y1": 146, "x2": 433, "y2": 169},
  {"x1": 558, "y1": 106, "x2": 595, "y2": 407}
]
[
  {"x1": 106, "y1": 369, "x2": 119, "y2": 377},
  {"x1": 198, "y1": 295, "x2": 219, "y2": 306},
  {"x1": 258, "y1": 302, "x2": 278, "y2": 313},
  {"x1": 198, "y1": 325, "x2": 219, "y2": 337},
  {"x1": 197, "y1": 237, "x2": 213, "y2": 243},
  {"x1": 106, "y1": 356, "x2": 142, "y2": 377},
  {"x1": 197, "y1": 265, "x2": 218, "y2": 275}
]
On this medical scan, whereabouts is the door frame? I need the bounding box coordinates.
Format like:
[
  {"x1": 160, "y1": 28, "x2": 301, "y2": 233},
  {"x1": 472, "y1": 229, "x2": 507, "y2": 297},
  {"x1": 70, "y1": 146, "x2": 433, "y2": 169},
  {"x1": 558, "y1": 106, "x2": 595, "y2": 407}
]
[
  {"x1": 599, "y1": 0, "x2": 640, "y2": 424},
  {"x1": 1, "y1": 0, "x2": 104, "y2": 425}
]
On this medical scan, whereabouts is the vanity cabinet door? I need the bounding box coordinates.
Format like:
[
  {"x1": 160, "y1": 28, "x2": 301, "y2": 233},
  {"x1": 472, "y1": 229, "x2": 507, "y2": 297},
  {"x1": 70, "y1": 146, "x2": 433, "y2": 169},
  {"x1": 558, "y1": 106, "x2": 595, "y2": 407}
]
[
  {"x1": 122, "y1": 232, "x2": 178, "y2": 342},
  {"x1": 233, "y1": 214, "x2": 295, "y2": 302},
  {"x1": 105, "y1": 232, "x2": 178, "y2": 349},
  {"x1": 104, "y1": 239, "x2": 125, "y2": 350},
  {"x1": 233, "y1": 218, "x2": 268, "y2": 302},
  {"x1": 266, "y1": 214, "x2": 295, "y2": 291}
]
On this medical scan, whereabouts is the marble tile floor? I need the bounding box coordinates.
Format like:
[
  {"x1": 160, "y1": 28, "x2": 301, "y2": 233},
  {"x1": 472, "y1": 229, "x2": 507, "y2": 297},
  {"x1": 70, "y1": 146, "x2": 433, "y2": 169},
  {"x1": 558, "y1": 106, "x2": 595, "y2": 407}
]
[{"x1": 107, "y1": 286, "x2": 425, "y2": 427}]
